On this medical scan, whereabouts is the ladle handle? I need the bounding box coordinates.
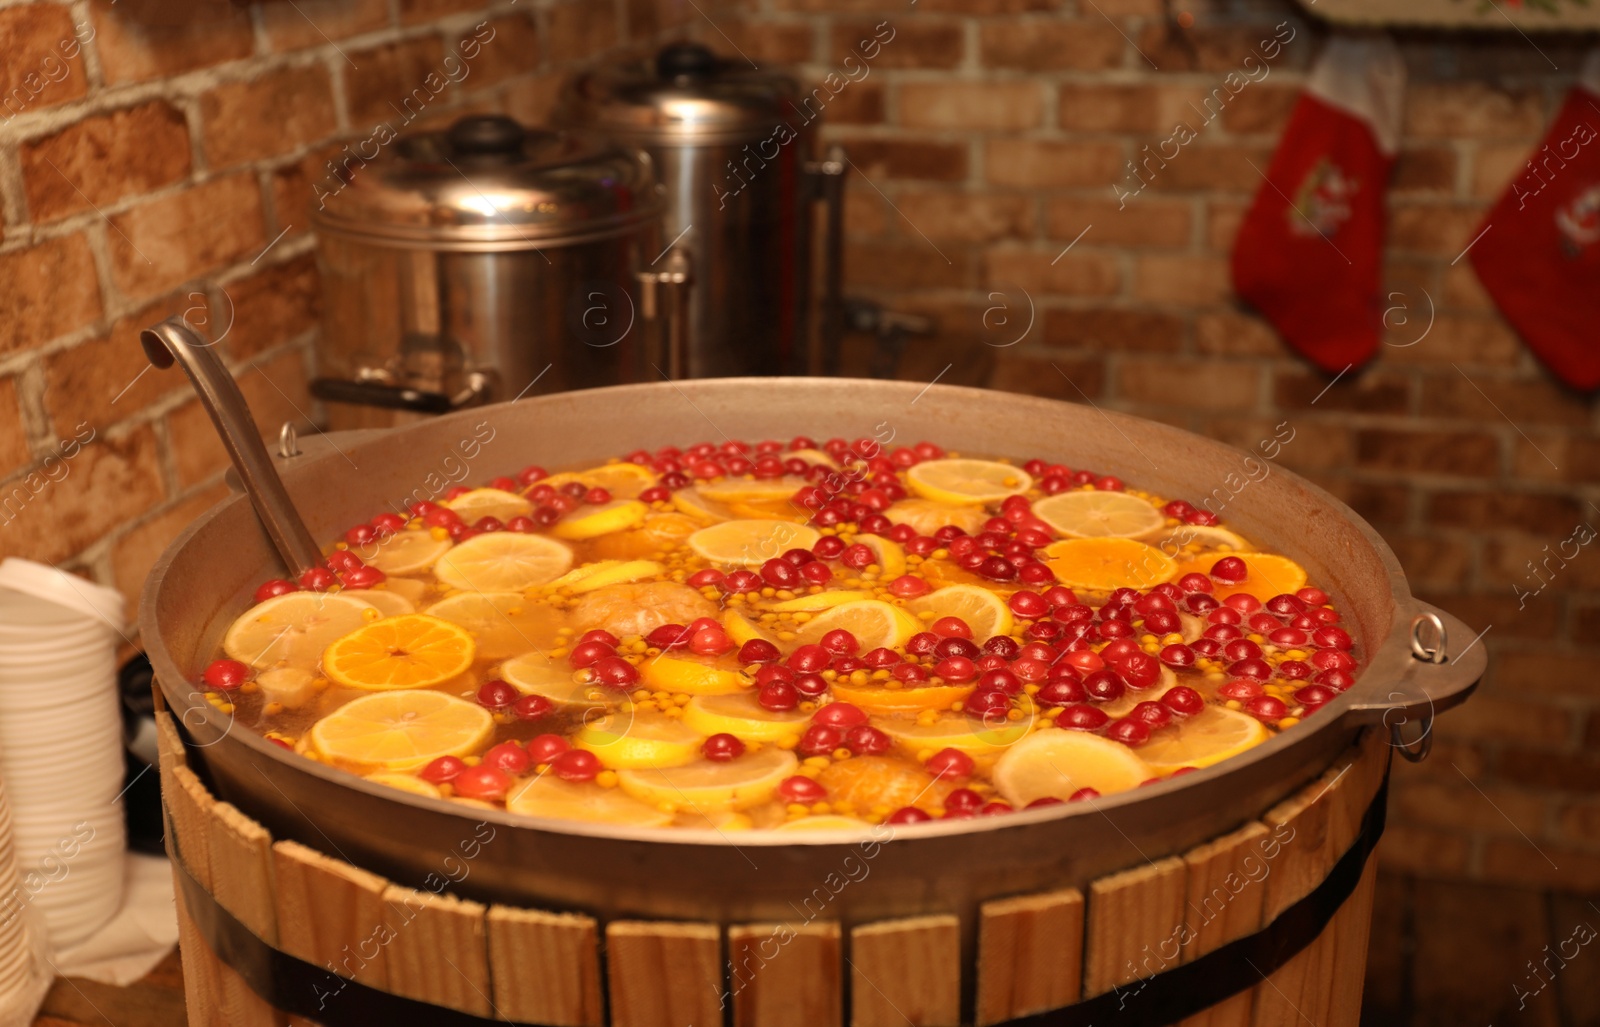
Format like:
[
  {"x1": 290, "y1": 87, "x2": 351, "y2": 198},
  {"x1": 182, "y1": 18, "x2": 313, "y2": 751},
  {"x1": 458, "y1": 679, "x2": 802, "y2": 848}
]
[{"x1": 139, "y1": 317, "x2": 324, "y2": 578}]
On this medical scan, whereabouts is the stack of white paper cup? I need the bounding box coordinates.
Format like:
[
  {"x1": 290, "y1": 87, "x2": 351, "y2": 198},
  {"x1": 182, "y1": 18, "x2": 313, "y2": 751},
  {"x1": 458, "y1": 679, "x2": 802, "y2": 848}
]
[
  {"x1": 0, "y1": 559, "x2": 128, "y2": 952},
  {"x1": 0, "y1": 768, "x2": 51, "y2": 1026}
]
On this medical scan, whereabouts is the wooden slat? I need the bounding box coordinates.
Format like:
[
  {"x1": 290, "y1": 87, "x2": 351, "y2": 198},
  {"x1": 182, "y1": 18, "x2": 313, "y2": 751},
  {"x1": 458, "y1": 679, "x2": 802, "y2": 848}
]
[
  {"x1": 726, "y1": 920, "x2": 842, "y2": 1027},
  {"x1": 974, "y1": 889, "x2": 1083, "y2": 1025},
  {"x1": 206, "y1": 801, "x2": 277, "y2": 946},
  {"x1": 849, "y1": 915, "x2": 960, "y2": 1027},
  {"x1": 1083, "y1": 856, "x2": 1187, "y2": 999},
  {"x1": 606, "y1": 921, "x2": 725, "y2": 1027},
  {"x1": 166, "y1": 765, "x2": 215, "y2": 891},
  {"x1": 173, "y1": 883, "x2": 223, "y2": 1027},
  {"x1": 272, "y1": 839, "x2": 392, "y2": 993},
  {"x1": 1176, "y1": 821, "x2": 1272, "y2": 1027},
  {"x1": 154, "y1": 709, "x2": 186, "y2": 778},
  {"x1": 381, "y1": 884, "x2": 490, "y2": 1016},
  {"x1": 486, "y1": 905, "x2": 603, "y2": 1027},
  {"x1": 1323, "y1": 860, "x2": 1380, "y2": 1027}
]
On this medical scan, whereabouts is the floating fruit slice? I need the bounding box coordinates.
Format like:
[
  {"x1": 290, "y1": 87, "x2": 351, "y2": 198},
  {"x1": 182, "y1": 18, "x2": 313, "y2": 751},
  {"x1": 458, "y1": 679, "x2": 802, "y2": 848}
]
[
  {"x1": 574, "y1": 712, "x2": 705, "y2": 769},
  {"x1": 1137, "y1": 706, "x2": 1269, "y2": 774},
  {"x1": 382, "y1": 576, "x2": 430, "y2": 605},
  {"x1": 698, "y1": 477, "x2": 808, "y2": 503},
  {"x1": 906, "y1": 584, "x2": 1014, "y2": 641},
  {"x1": 322, "y1": 614, "x2": 476, "y2": 690},
  {"x1": 551, "y1": 560, "x2": 665, "y2": 594},
  {"x1": 364, "y1": 529, "x2": 453, "y2": 576},
  {"x1": 223, "y1": 592, "x2": 377, "y2": 669},
  {"x1": 680, "y1": 692, "x2": 811, "y2": 741},
  {"x1": 721, "y1": 608, "x2": 775, "y2": 647},
  {"x1": 446, "y1": 487, "x2": 532, "y2": 526},
  {"x1": 257, "y1": 667, "x2": 317, "y2": 709},
  {"x1": 884, "y1": 499, "x2": 990, "y2": 537},
  {"x1": 1032, "y1": 491, "x2": 1164, "y2": 540},
  {"x1": 872, "y1": 713, "x2": 1030, "y2": 762},
  {"x1": 727, "y1": 500, "x2": 808, "y2": 522},
  {"x1": 425, "y1": 591, "x2": 565, "y2": 660},
  {"x1": 828, "y1": 677, "x2": 975, "y2": 714},
  {"x1": 571, "y1": 581, "x2": 718, "y2": 641},
  {"x1": 341, "y1": 589, "x2": 416, "y2": 617},
  {"x1": 786, "y1": 448, "x2": 838, "y2": 468},
  {"x1": 855, "y1": 535, "x2": 907, "y2": 579},
  {"x1": 537, "y1": 462, "x2": 656, "y2": 499},
  {"x1": 507, "y1": 774, "x2": 674, "y2": 826},
  {"x1": 794, "y1": 600, "x2": 920, "y2": 651},
  {"x1": 641, "y1": 655, "x2": 749, "y2": 696},
  {"x1": 433, "y1": 533, "x2": 574, "y2": 591},
  {"x1": 1041, "y1": 538, "x2": 1176, "y2": 592},
  {"x1": 991, "y1": 730, "x2": 1153, "y2": 806},
  {"x1": 310, "y1": 690, "x2": 492, "y2": 771},
  {"x1": 906, "y1": 459, "x2": 1033, "y2": 505},
  {"x1": 590, "y1": 514, "x2": 701, "y2": 562},
  {"x1": 688, "y1": 520, "x2": 822, "y2": 566},
  {"x1": 764, "y1": 589, "x2": 873, "y2": 613},
  {"x1": 551, "y1": 499, "x2": 649, "y2": 540},
  {"x1": 671, "y1": 488, "x2": 735, "y2": 524},
  {"x1": 773, "y1": 816, "x2": 870, "y2": 832},
  {"x1": 617, "y1": 747, "x2": 798, "y2": 813},
  {"x1": 364, "y1": 772, "x2": 443, "y2": 800},
  {"x1": 1172, "y1": 553, "x2": 1308, "y2": 602},
  {"x1": 818, "y1": 755, "x2": 950, "y2": 813},
  {"x1": 500, "y1": 652, "x2": 613, "y2": 709},
  {"x1": 1151, "y1": 525, "x2": 1252, "y2": 554}
]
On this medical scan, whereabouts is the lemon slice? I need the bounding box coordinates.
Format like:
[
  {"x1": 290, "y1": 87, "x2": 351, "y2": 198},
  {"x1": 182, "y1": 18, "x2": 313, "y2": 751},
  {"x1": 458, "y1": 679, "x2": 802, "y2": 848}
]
[
  {"x1": 364, "y1": 529, "x2": 453, "y2": 576},
  {"x1": 618, "y1": 747, "x2": 798, "y2": 813},
  {"x1": 688, "y1": 519, "x2": 822, "y2": 566},
  {"x1": 551, "y1": 499, "x2": 649, "y2": 540},
  {"x1": 434, "y1": 533, "x2": 574, "y2": 591},
  {"x1": 1032, "y1": 491, "x2": 1165, "y2": 539},
  {"x1": 536, "y1": 462, "x2": 656, "y2": 500},
  {"x1": 257, "y1": 667, "x2": 317, "y2": 708},
  {"x1": 446, "y1": 487, "x2": 532, "y2": 525},
  {"x1": 311, "y1": 691, "x2": 492, "y2": 771},
  {"x1": 906, "y1": 459, "x2": 1033, "y2": 505},
  {"x1": 382, "y1": 577, "x2": 430, "y2": 605},
  {"x1": 721, "y1": 608, "x2": 775, "y2": 647},
  {"x1": 728, "y1": 500, "x2": 809, "y2": 522},
  {"x1": 425, "y1": 591, "x2": 565, "y2": 660},
  {"x1": 1172, "y1": 553, "x2": 1308, "y2": 602},
  {"x1": 323, "y1": 614, "x2": 476, "y2": 690},
  {"x1": 764, "y1": 589, "x2": 873, "y2": 613},
  {"x1": 828, "y1": 678, "x2": 975, "y2": 714},
  {"x1": 341, "y1": 589, "x2": 416, "y2": 617},
  {"x1": 884, "y1": 499, "x2": 990, "y2": 537},
  {"x1": 794, "y1": 600, "x2": 920, "y2": 651},
  {"x1": 551, "y1": 560, "x2": 665, "y2": 594},
  {"x1": 698, "y1": 478, "x2": 807, "y2": 503},
  {"x1": 1041, "y1": 538, "x2": 1177, "y2": 592},
  {"x1": 906, "y1": 584, "x2": 1014, "y2": 641},
  {"x1": 773, "y1": 816, "x2": 871, "y2": 832},
  {"x1": 1151, "y1": 525, "x2": 1252, "y2": 554},
  {"x1": 500, "y1": 652, "x2": 614, "y2": 709},
  {"x1": 873, "y1": 714, "x2": 1030, "y2": 762},
  {"x1": 680, "y1": 692, "x2": 811, "y2": 741},
  {"x1": 855, "y1": 535, "x2": 907, "y2": 578},
  {"x1": 1096, "y1": 667, "x2": 1179, "y2": 719},
  {"x1": 787, "y1": 449, "x2": 839, "y2": 468},
  {"x1": 223, "y1": 592, "x2": 377, "y2": 669},
  {"x1": 507, "y1": 774, "x2": 674, "y2": 826},
  {"x1": 992, "y1": 730, "x2": 1153, "y2": 806},
  {"x1": 671, "y1": 488, "x2": 735, "y2": 524},
  {"x1": 574, "y1": 712, "x2": 705, "y2": 769},
  {"x1": 364, "y1": 772, "x2": 443, "y2": 800},
  {"x1": 641, "y1": 654, "x2": 749, "y2": 696},
  {"x1": 1137, "y1": 706, "x2": 1269, "y2": 774}
]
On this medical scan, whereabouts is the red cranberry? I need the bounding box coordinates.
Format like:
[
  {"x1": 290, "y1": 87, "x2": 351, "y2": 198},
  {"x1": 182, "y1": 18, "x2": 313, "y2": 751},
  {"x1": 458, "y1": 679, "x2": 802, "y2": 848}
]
[
  {"x1": 512, "y1": 694, "x2": 553, "y2": 721},
  {"x1": 1312, "y1": 649, "x2": 1356, "y2": 671},
  {"x1": 1129, "y1": 701, "x2": 1172, "y2": 729},
  {"x1": 1210, "y1": 556, "x2": 1248, "y2": 582},
  {"x1": 932, "y1": 616, "x2": 973, "y2": 640},
  {"x1": 799, "y1": 562, "x2": 833, "y2": 586},
  {"x1": 788, "y1": 645, "x2": 830, "y2": 672},
  {"x1": 1296, "y1": 587, "x2": 1329, "y2": 606},
  {"x1": 1279, "y1": 659, "x2": 1313, "y2": 679},
  {"x1": 979, "y1": 801, "x2": 1013, "y2": 816},
  {"x1": 1265, "y1": 593, "x2": 1308, "y2": 616},
  {"x1": 1036, "y1": 677, "x2": 1086, "y2": 706},
  {"x1": 759, "y1": 681, "x2": 798, "y2": 711},
  {"x1": 552, "y1": 749, "x2": 601, "y2": 782},
  {"x1": 1244, "y1": 695, "x2": 1288, "y2": 722},
  {"x1": 845, "y1": 725, "x2": 891, "y2": 755},
  {"x1": 1312, "y1": 626, "x2": 1353, "y2": 650},
  {"x1": 792, "y1": 672, "x2": 829, "y2": 697},
  {"x1": 703, "y1": 733, "x2": 746, "y2": 762},
  {"x1": 943, "y1": 788, "x2": 983, "y2": 813},
  {"x1": 419, "y1": 756, "x2": 464, "y2": 784},
  {"x1": 527, "y1": 734, "x2": 569, "y2": 763},
  {"x1": 982, "y1": 635, "x2": 1021, "y2": 660},
  {"x1": 453, "y1": 766, "x2": 511, "y2": 801},
  {"x1": 924, "y1": 748, "x2": 974, "y2": 781},
  {"x1": 779, "y1": 776, "x2": 826, "y2": 803},
  {"x1": 890, "y1": 663, "x2": 929, "y2": 685},
  {"x1": 887, "y1": 806, "x2": 932, "y2": 825},
  {"x1": 1314, "y1": 669, "x2": 1355, "y2": 691},
  {"x1": 1159, "y1": 643, "x2": 1196, "y2": 669},
  {"x1": 477, "y1": 679, "x2": 518, "y2": 710},
  {"x1": 1225, "y1": 593, "x2": 1262, "y2": 613},
  {"x1": 687, "y1": 568, "x2": 726, "y2": 589},
  {"x1": 1178, "y1": 573, "x2": 1213, "y2": 594},
  {"x1": 1218, "y1": 679, "x2": 1263, "y2": 701},
  {"x1": 253, "y1": 578, "x2": 297, "y2": 603},
  {"x1": 935, "y1": 656, "x2": 978, "y2": 683},
  {"x1": 725, "y1": 569, "x2": 762, "y2": 592},
  {"x1": 298, "y1": 566, "x2": 337, "y2": 591},
  {"x1": 738, "y1": 639, "x2": 781, "y2": 664},
  {"x1": 1113, "y1": 651, "x2": 1162, "y2": 689},
  {"x1": 569, "y1": 640, "x2": 615, "y2": 668},
  {"x1": 1191, "y1": 638, "x2": 1221, "y2": 657},
  {"x1": 1144, "y1": 611, "x2": 1181, "y2": 635},
  {"x1": 861, "y1": 647, "x2": 901, "y2": 669},
  {"x1": 1294, "y1": 684, "x2": 1337, "y2": 707},
  {"x1": 760, "y1": 559, "x2": 799, "y2": 588},
  {"x1": 202, "y1": 659, "x2": 249, "y2": 691},
  {"x1": 1229, "y1": 658, "x2": 1272, "y2": 680},
  {"x1": 798, "y1": 723, "x2": 844, "y2": 756},
  {"x1": 326, "y1": 549, "x2": 362, "y2": 572},
  {"x1": 1223, "y1": 639, "x2": 1263, "y2": 662},
  {"x1": 484, "y1": 741, "x2": 531, "y2": 775},
  {"x1": 904, "y1": 632, "x2": 937, "y2": 656},
  {"x1": 646, "y1": 624, "x2": 692, "y2": 650},
  {"x1": 1183, "y1": 593, "x2": 1221, "y2": 614},
  {"x1": 1106, "y1": 718, "x2": 1151, "y2": 747},
  {"x1": 963, "y1": 689, "x2": 1011, "y2": 719},
  {"x1": 1269, "y1": 627, "x2": 1310, "y2": 647},
  {"x1": 1161, "y1": 686, "x2": 1205, "y2": 716},
  {"x1": 1209, "y1": 607, "x2": 1243, "y2": 626},
  {"x1": 592, "y1": 656, "x2": 640, "y2": 690},
  {"x1": 1083, "y1": 670, "x2": 1125, "y2": 703},
  {"x1": 886, "y1": 574, "x2": 930, "y2": 598},
  {"x1": 820, "y1": 629, "x2": 859, "y2": 655},
  {"x1": 690, "y1": 627, "x2": 734, "y2": 656},
  {"x1": 1057, "y1": 704, "x2": 1109, "y2": 731},
  {"x1": 932, "y1": 637, "x2": 981, "y2": 661},
  {"x1": 1011, "y1": 658, "x2": 1049, "y2": 683}
]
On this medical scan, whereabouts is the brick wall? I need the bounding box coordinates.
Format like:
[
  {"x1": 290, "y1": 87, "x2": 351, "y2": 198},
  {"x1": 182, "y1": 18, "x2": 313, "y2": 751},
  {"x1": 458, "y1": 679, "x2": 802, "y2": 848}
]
[
  {"x1": 708, "y1": 0, "x2": 1600, "y2": 889},
  {"x1": 0, "y1": 0, "x2": 686, "y2": 613}
]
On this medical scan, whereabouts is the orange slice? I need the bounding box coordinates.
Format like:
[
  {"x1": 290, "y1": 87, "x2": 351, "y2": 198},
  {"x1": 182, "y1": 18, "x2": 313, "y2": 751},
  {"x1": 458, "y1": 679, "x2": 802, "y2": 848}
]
[
  {"x1": 1041, "y1": 538, "x2": 1176, "y2": 592},
  {"x1": 310, "y1": 691, "x2": 492, "y2": 771},
  {"x1": 1172, "y1": 553, "x2": 1308, "y2": 601},
  {"x1": 991, "y1": 730, "x2": 1153, "y2": 805},
  {"x1": 641, "y1": 655, "x2": 749, "y2": 696},
  {"x1": 827, "y1": 678, "x2": 975, "y2": 714},
  {"x1": 817, "y1": 755, "x2": 951, "y2": 812},
  {"x1": 322, "y1": 614, "x2": 476, "y2": 690},
  {"x1": 1032, "y1": 491, "x2": 1164, "y2": 539}
]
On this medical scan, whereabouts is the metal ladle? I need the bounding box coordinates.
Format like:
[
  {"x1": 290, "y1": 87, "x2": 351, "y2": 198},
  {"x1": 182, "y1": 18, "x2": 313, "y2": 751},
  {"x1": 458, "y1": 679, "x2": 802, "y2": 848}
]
[{"x1": 139, "y1": 317, "x2": 323, "y2": 578}]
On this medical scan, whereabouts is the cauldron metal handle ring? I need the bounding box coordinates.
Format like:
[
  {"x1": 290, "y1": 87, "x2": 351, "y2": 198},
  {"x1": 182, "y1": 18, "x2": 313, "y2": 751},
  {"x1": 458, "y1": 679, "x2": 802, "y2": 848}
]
[
  {"x1": 139, "y1": 316, "x2": 324, "y2": 579},
  {"x1": 1347, "y1": 601, "x2": 1484, "y2": 764}
]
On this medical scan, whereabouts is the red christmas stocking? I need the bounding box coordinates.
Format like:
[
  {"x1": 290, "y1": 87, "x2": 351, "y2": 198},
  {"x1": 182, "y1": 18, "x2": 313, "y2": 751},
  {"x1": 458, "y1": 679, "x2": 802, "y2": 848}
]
[
  {"x1": 1232, "y1": 37, "x2": 1404, "y2": 374},
  {"x1": 1470, "y1": 55, "x2": 1600, "y2": 391}
]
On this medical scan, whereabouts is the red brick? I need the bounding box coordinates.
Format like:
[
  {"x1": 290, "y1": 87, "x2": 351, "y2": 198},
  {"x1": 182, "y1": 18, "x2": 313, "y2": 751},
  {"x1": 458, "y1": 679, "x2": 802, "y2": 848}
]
[
  {"x1": 1274, "y1": 369, "x2": 1411, "y2": 414},
  {"x1": 775, "y1": 0, "x2": 1056, "y2": 10},
  {"x1": 1375, "y1": 823, "x2": 1471, "y2": 878},
  {"x1": 1040, "y1": 308, "x2": 1184, "y2": 353},
  {"x1": 42, "y1": 295, "x2": 199, "y2": 435},
  {"x1": 167, "y1": 349, "x2": 313, "y2": 488},
  {"x1": 344, "y1": 36, "x2": 448, "y2": 126},
  {"x1": 895, "y1": 191, "x2": 1032, "y2": 243},
  {"x1": 1059, "y1": 83, "x2": 1206, "y2": 134},
  {"x1": 261, "y1": 0, "x2": 389, "y2": 51},
  {"x1": 830, "y1": 19, "x2": 962, "y2": 68},
  {"x1": 1484, "y1": 534, "x2": 1600, "y2": 591},
  {"x1": 984, "y1": 139, "x2": 1123, "y2": 189},
  {"x1": 223, "y1": 253, "x2": 322, "y2": 362},
  {"x1": 108, "y1": 174, "x2": 266, "y2": 302},
  {"x1": 824, "y1": 80, "x2": 884, "y2": 124},
  {"x1": 1389, "y1": 203, "x2": 1489, "y2": 259},
  {"x1": 1443, "y1": 694, "x2": 1572, "y2": 747},
  {"x1": 1419, "y1": 372, "x2": 1592, "y2": 427},
  {"x1": 717, "y1": 21, "x2": 814, "y2": 64},
  {"x1": 1413, "y1": 591, "x2": 1560, "y2": 644},
  {"x1": 503, "y1": 72, "x2": 566, "y2": 128},
  {"x1": 844, "y1": 241, "x2": 968, "y2": 291},
  {"x1": 1204, "y1": 200, "x2": 1246, "y2": 252},
  {"x1": 202, "y1": 65, "x2": 338, "y2": 170},
  {"x1": 0, "y1": 234, "x2": 103, "y2": 357},
  {"x1": 1218, "y1": 86, "x2": 1298, "y2": 136},
  {"x1": 1143, "y1": 145, "x2": 1276, "y2": 193},
  {"x1": 1404, "y1": 82, "x2": 1545, "y2": 140},
  {"x1": 989, "y1": 355, "x2": 1105, "y2": 401},
  {"x1": 1044, "y1": 197, "x2": 1191, "y2": 248},
  {"x1": 900, "y1": 82, "x2": 1043, "y2": 132},
  {"x1": 20, "y1": 101, "x2": 191, "y2": 222},
  {"x1": 842, "y1": 189, "x2": 889, "y2": 239},
  {"x1": 1426, "y1": 488, "x2": 1582, "y2": 536},
  {"x1": 979, "y1": 20, "x2": 1123, "y2": 71},
  {"x1": 460, "y1": 14, "x2": 540, "y2": 89},
  {"x1": 544, "y1": 0, "x2": 617, "y2": 63},
  {"x1": 626, "y1": 0, "x2": 694, "y2": 37},
  {"x1": 1344, "y1": 480, "x2": 1410, "y2": 526},
  {"x1": 1483, "y1": 838, "x2": 1600, "y2": 891},
  {"x1": 1383, "y1": 314, "x2": 1521, "y2": 369},
  {"x1": 1194, "y1": 311, "x2": 1278, "y2": 357},
  {"x1": 1499, "y1": 745, "x2": 1600, "y2": 791},
  {"x1": 834, "y1": 137, "x2": 967, "y2": 182},
  {"x1": 1392, "y1": 147, "x2": 1458, "y2": 195},
  {"x1": 1354, "y1": 429, "x2": 1499, "y2": 477},
  {"x1": 0, "y1": 4, "x2": 90, "y2": 116},
  {"x1": 1134, "y1": 21, "x2": 1307, "y2": 74},
  {"x1": 112, "y1": 483, "x2": 230, "y2": 618},
  {"x1": 1132, "y1": 254, "x2": 1228, "y2": 305},
  {"x1": 0, "y1": 379, "x2": 31, "y2": 478},
  {"x1": 1557, "y1": 799, "x2": 1600, "y2": 844},
  {"x1": 397, "y1": 0, "x2": 481, "y2": 25},
  {"x1": 1441, "y1": 263, "x2": 1495, "y2": 312},
  {"x1": 1411, "y1": 879, "x2": 1562, "y2": 1023},
  {"x1": 1116, "y1": 358, "x2": 1260, "y2": 411},
  {"x1": 90, "y1": 0, "x2": 254, "y2": 84},
  {"x1": 1493, "y1": 649, "x2": 1600, "y2": 700},
  {"x1": 1387, "y1": 533, "x2": 1472, "y2": 591},
  {"x1": 984, "y1": 248, "x2": 1119, "y2": 297},
  {"x1": 1391, "y1": 777, "x2": 1546, "y2": 839},
  {"x1": 0, "y1": 425, "x2": 165, "y2": 565}
]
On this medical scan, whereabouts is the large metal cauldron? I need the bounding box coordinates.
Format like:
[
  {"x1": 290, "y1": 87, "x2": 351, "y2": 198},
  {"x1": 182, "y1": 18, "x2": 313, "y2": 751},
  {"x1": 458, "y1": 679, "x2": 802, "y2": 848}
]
[{"x1": 140, "y1": 378, "x2": 1481, "y2": 933}]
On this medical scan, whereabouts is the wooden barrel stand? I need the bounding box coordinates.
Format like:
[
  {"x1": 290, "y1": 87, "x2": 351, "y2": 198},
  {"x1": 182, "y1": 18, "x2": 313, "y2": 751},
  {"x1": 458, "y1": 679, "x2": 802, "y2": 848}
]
[{"x1": 156, "y1": 707, "x2": 1389, "y2": 1027}]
